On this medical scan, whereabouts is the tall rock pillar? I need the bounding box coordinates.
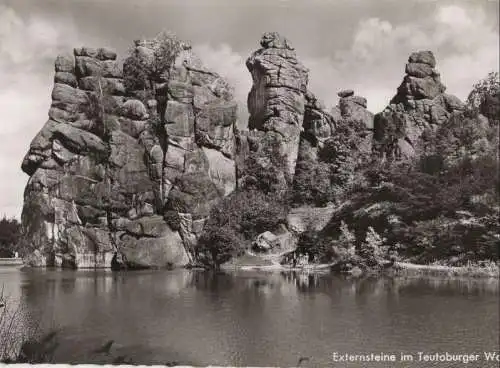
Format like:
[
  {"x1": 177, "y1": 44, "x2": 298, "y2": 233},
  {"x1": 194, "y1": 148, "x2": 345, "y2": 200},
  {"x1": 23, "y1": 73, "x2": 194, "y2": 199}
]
[{"x1": 242, "y1": 32, "x2": 309, "y2": 189}]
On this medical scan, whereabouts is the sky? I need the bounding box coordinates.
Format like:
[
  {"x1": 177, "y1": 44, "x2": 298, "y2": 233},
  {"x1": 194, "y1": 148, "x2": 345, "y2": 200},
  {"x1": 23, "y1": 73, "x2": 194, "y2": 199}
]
[{"x1": 0, "y1": 0, "x2": 498, "y2": 219}]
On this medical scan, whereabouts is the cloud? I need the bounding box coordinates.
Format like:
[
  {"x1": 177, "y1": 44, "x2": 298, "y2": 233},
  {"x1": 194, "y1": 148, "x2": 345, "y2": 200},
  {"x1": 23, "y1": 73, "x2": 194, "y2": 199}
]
[
  {"x1": 433, "y1": 5, "x2": 499, "y2": 99},
  {"x1": 175, "y1": 4, "x2": 499, "y2": 125},
  {"x1": 0, "y1": 6, "x2": 78, "y2": 69},
  {"x1": 0, "y1": 5, "x2": 85, "y2": 218},
  {"x1": 300, "y1": 3, "x2": 499, "y2": 113},
  {"x1": 436, "y1": 5, "x2": 473, "y2": 28}
]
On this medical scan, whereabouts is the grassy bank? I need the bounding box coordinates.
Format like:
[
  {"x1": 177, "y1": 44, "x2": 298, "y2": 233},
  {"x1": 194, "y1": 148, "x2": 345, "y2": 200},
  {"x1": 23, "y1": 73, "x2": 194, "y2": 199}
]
[{"x1": 392, "y1": 261, "x2": 499, "y2": 278}]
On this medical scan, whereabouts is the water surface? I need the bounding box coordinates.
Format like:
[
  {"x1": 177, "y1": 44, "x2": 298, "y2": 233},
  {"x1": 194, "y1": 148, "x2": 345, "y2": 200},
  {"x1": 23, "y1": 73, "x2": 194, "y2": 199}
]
[{"x1": 1, "y1": 268, "x2": 498, "y2": 367}]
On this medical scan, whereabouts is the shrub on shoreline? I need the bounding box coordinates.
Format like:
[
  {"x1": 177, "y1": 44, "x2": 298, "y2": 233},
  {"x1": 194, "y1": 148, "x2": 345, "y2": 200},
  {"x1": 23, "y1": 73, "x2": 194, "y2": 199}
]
[{"x1": 197, "y1": 190, "x2": 288, "y2": 268}]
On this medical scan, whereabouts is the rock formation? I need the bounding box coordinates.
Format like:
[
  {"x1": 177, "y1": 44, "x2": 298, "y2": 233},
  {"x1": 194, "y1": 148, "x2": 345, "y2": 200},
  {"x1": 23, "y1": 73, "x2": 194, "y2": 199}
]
[
  {"x1": 239, "y1": 33, "x2": 373, "y2": 198},
  {"x1": 335, "y1": 90, "x2": 374, "y2": 130},
  {"x1": 290, "y1": 88, "x2": 374, "y2": 206},
  {"x1": 373, "y1": 51, "x2": 465, "y2": 161},
  {"x1": 21, "y1": 32, "x2": 489, "y2": 270},
  {"x1": 303, "y1": 89, "x2": 373, "y2": 152},
  {"x1": 21, "y1": 34, "x2": 238, "y2": 269},
  {"x1": 240, "y1": 32, "x2": 309, "y2": 191}
]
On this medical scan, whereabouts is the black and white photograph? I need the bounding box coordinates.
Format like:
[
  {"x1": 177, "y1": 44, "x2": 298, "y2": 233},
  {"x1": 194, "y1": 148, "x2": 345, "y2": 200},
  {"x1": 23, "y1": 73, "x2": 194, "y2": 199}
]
[{"x1": 0, "y1": 0, "x2": 499, "y2": 367}]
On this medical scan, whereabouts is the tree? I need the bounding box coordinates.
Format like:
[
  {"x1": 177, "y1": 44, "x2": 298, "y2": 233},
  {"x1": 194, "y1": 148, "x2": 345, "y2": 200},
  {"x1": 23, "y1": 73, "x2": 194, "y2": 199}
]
[
  {"x1": 123, "y1": 52, "x2": 149, "y2": 92},
  {"x1": 466, "y1": 71, "x2": 499, "y2": 111},
  {"x1": 431, "y1": 110, "x2": 494, "y2": 168},
  {"x1": 328, "y1": 221, "x2": 361, "y2": 271},
  {"x1": 147, "y1": 31, "x2": 184, "y2": 81},
  {"x1": 292, "y1": 160, "x2": 332, "y2": 206},
  {"x1": 0, "y1": 216, "x2": 21, "y2": 258},
  {"x1": 196, "y1": 189, "x2": 288, "y2": 267},
  {"x1": 318, "y1": 118, "x2": 371, "y2": 199},
  {"x1": 207, "y1": 190, "x2": 287, "y2": 241},
  {"x1": 243, "y1": 135, "x2": 289, "y2": 195},
  {"x1": 197, "y1": 226, "x2": 239, "y2": 269},
  {"x1": 336, "y1": 221, "x2": 356, "y2": 257},
  {"x1": 124, "y1": 31, "x2": 184, "y2": 95},
  {"x1": 359, "y1": 226, "x2": 388, "y2": 266}
]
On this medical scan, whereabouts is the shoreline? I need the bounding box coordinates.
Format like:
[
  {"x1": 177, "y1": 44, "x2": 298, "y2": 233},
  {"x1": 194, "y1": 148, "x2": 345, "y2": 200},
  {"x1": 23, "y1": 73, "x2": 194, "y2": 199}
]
[
  {"x1": 221, "y1": 260, "x2": 499, "y2": 278},
  {"x1": 391, "y1": 261, "x2": 500, "y2": 278},
  {"x1": 9, "y1": 260, "x2": 499, "y2": 279}
]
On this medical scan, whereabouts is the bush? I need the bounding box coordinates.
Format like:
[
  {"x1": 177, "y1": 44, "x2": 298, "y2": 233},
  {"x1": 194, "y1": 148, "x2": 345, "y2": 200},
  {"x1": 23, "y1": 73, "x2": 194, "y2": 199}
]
[
  {"x1": 292, "y1": 74, "x2": 499, "y2": 267},
  {"x1": 295, "y1": 220, "x2": 394, "y2": 270},
  {"x1": 428, "y1": 110, "x2": 497, "y2": 168},
  {"x1": 212, "y1": 190, "x2": 287, "y2": 240},
  {"x1": 321, "y1": 110, "x2": 499, "y2": 266},
  {"x1": 364, "y1": 151, "x2": 498, "y2": 223},
  {"x1": 356, "y1": 149, "x2": 499, "y2": 264},
  {"x1": 243, "y1": 155, "x2": 287, "y2": 194},
  {"x1": 393, "y1": 214, "x2": 499, "y2": 264},
  {"x1": 196, "y1": 190, "x2": 288, "y2": 267}
]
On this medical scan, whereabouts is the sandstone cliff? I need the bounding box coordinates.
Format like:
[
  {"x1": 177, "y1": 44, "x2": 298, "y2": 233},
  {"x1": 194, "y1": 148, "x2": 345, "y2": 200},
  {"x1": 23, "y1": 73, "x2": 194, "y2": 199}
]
[
  {"x1": 21, "y1": 34, "x2": 238, "y2": 269},
  {"x1": 239, "y1": 33, "x2": 373, "y2": 197},
  {"x1": 373, "y1": 51, "x2": 466, "y2": 161},
  {"x1": 235, "y1": 33, "x2": 308, "y2": 196},
  {"x1": 20, "y1": 32, "x2": 497, "y2": 269},
  {"x1": 20, "y1": 32, "x2": 377, "y2": 268}
]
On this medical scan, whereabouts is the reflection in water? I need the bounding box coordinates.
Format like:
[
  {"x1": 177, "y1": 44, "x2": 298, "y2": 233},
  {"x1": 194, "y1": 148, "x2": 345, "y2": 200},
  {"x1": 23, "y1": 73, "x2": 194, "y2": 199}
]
[
  {"x1": 278, "y1": 271, "x2": 499, "y2": 299},
  {"x1": 0, "y1": 268, "x2": 498, "y2": 367}
]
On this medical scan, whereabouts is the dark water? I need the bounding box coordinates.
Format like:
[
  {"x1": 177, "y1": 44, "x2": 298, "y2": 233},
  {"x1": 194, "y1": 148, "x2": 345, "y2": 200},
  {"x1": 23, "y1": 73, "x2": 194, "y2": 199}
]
[{"x1": 1, "y1": 268, "x2": 499, "y2": 367}]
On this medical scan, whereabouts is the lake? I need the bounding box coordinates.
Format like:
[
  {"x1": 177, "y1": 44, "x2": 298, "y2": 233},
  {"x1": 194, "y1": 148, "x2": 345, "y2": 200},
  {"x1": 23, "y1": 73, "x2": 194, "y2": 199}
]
[{"x1": 1, "y1": 268, "x2": 498, "y2": 367}]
